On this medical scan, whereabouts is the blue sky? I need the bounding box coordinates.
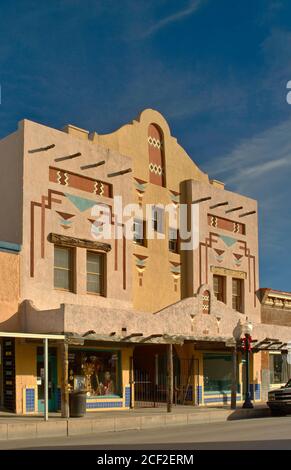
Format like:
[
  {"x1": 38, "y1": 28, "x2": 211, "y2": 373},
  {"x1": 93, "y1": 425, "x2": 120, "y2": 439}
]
[{"x1": 0, "y1": 0, "x2": 291, "y2": 290}]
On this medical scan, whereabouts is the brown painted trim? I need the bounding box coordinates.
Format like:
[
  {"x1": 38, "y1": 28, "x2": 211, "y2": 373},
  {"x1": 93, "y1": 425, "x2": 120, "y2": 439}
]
[
  {"x1": 28, "y1": 144, "x2": 55, "y2": 154},
  {"x1": 199, "y1": 233, "x2": 218, "y2": 286},
  {"x1": 30, "y1": 189, "x2": 64, "y2": 277},
  {"x1": 41, "y1": 196, "x2": 46, "y2": 259},
  {"x1": 238, "y1": 240, "x2": 257, "y2": 307}
]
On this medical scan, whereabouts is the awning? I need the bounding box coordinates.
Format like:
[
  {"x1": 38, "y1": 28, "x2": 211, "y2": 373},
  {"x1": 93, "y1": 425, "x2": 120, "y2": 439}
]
[
  {"x1": 65, "y1": 332, "x2": 236, "y2": 347},
  {"x1": 0, "y1": 331, "x2": 65, "y2": 340}
]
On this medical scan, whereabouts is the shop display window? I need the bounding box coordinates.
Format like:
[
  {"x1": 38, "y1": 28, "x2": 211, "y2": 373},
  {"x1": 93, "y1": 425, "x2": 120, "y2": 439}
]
[{"x1": 68, "y1": 349, "x2": 121, "y2": 397}]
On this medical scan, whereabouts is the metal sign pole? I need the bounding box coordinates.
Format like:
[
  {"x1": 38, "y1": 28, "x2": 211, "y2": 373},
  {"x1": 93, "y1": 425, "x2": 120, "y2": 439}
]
[{"x1": 44, "y1": 338, "x2": 48, "y2": 421}]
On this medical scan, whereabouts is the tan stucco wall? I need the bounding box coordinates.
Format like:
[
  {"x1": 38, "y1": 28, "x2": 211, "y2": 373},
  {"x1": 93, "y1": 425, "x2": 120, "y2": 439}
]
[
  {"x1": 0, "y1": 251, "x2": 20, "y2": 331},
  {"x1": 88, "y1": 109, "x2": 210, "y2": 313},
  {"x1": 15, "y1": 340, "x2": 37, "y2": 414},
  {"x1": 22, "y1": 287, "x2": 291, "y2": 345},
  {"x1": 261, "y1": 306, "x2": 291, "y2": 326},
  {"x1": 0, "y1": 129, "x2": 23, "y2": 245},
  {"x1": 20, "y1": 119, "x2": 133, "y2": 311},
  {"x1": 181, "y1": 179, "x2": 260, "y2": 322}
]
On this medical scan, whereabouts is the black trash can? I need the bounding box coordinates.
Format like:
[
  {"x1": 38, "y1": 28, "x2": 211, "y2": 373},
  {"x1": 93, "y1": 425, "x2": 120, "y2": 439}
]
[{"x1": 69, "y1": 390, "x2": 87, "y2": 418}]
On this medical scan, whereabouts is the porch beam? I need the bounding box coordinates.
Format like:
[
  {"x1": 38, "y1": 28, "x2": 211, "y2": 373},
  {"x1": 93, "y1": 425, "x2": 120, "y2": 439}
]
[
  {"x1": 48, "y1": 233, "x2": 111, "y2": 252},
  {"x1": 122, "y1": 333, "x2": 143, "y2": 340},
  {"x1": 0, "y1": 332, "x2": 65, "y2": 340}
]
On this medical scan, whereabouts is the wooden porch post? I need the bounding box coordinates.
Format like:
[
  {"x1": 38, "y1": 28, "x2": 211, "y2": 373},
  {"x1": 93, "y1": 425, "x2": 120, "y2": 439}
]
[
  {"x1": 129, "y1": 354, "x2": 134, "y2": 409},
  {"x1": 231, "y1": 345, "x2": 237, "y2": 410},
  {"x1": 167, "y1": 343, "x2": 173, "y2": 413},
  {"x1": 61, "y1": 341, "x2": 69, "y2": 418},
  {"x1": 44, "y1": 338, "x2": 49, "y2": 421}
]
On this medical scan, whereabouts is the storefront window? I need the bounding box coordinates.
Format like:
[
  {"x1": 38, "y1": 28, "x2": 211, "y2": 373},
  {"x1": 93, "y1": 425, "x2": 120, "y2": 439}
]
[
  {"x1": 203, "y1": 353, "x2": 232, "y2": 393},
  {"x1": 68, "y1": 349, "x2": 121, "y2": 397},
  {"x1": 270, "y1": 353, "x2": 284, "y2": 384}
]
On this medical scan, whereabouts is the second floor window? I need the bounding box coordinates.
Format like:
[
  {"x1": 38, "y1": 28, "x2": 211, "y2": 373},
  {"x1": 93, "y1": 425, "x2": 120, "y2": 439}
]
[
  {"x1": 152, "y1": 206, "x2": 164, "y2": 233},
  {"x1": 54, "y1": 246, "x2": 74, "y2": 291},
  {"x1": 213, "y1": 275, "x2": 226, "y2": 303},
  {"x1": 232, "y1": 278, "x2": 243, "y2": 312},
  {"x1": 169, "y1": 228, "x2": 179, "y2": 253},
  {"x1": 87, "y1": 251, "x2": 105, "y2": 295},
  {"x1": 133, "y1": 219, "x2": 145, "y2": 246}
]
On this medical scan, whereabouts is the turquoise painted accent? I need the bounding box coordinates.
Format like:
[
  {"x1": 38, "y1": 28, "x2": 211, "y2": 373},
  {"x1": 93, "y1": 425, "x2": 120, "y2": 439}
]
[
  {"x1": 0, "y1": 241, "x2": 21, "y2": 253},
  {"x1": 220, "y1": 235, "x2": 237, "y2": 247},
  {"x1": 170, "y1": 194, "x2": 179, "y2": 203},
  {"x1": 65, "y1": 193, "x2": 97, "y2": 212},
  {"x1": 136, "y1": 259, "x2": 146, "y2": 268},
  {"x1": 135, "y1": 182, "x2": 146, "y2": 192},
  {"x1": 60, "y1": 219, "x2": 72, "y2": 225},
  {"x1": 171, "y1": 266, "x2": 181, "y2": 274}
]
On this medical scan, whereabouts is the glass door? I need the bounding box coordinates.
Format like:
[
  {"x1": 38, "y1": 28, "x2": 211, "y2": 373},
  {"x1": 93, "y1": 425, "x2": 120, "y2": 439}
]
[{"x1": 37, "y1": 349, "x2": 57, "y2": 412}]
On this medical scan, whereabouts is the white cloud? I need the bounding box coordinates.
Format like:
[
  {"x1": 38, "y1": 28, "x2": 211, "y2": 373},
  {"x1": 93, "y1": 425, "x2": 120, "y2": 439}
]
[
  {"x1": 204, "y1": 117, "x2": 291, "y2": 184},
  {"x1": 137, "y1": 0, "x2": 207, "y2": 39},
  {"x1": 203, "y1": 117, "x2": 291, "y2": 269}
]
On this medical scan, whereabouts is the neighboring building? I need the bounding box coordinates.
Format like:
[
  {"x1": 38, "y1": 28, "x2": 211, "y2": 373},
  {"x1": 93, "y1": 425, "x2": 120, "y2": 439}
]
[
  {"x1": 259, "y1": 288, "x2": 291, "y2": 399},
  {"x1": 0, "y1": 109, "x2": 290, "y2": 415}
]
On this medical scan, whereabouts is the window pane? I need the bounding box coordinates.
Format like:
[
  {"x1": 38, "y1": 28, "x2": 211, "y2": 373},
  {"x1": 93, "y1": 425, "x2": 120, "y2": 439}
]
[
  {"x1": 152, "y1": 207, "x2": 164, "y2": 233},
  {"x1": 87, "y1": 252, "x2": 104, "y2": 294},
  {"x1": 204, "y1": 353, "x2": 232, "y2": 393},
  {"x1": 169, "y1": 227, "x2": 177, "y2": 240},
  {"x1": 87, "y1": 281, "x2": 101, "y2": 294},
  {"x1": 133, "y1": 219, "x2": 144, "y2": 244},
  {"x1": 87, "y1": 252, "x2": 102, "y2": 274},
  {"x1": 54, "y1": 246, "x2": 70, "y2": 268},
  {"x1": 54, "y1": 267, "x2": 70, "y2": 290},
  {"x1": 270, "y1": 354, "x2": 284, "y2": 384},
  {"x1": 169, "y1": 228, "x2": 178, "y2": 252},
  {"x1": 54, "y1": 246, "x2": 72, "y2": 290},
  {"x1": 213, "y1": 275, "x2": 225, "y2": 303},
  {"x1": 232, "y1": 278, "x2": 243, "y2": 312}
]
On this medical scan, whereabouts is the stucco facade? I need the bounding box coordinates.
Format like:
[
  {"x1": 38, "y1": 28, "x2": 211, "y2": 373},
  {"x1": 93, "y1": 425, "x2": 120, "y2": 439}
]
[{"x1": 0, "y1": 108, "x2": 290, "y2": 414}]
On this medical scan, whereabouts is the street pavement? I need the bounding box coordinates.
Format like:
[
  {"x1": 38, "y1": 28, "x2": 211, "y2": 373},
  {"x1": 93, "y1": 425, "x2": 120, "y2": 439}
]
[{"x1": 0, "y1": 415, "x2": 290, "y2": 450}]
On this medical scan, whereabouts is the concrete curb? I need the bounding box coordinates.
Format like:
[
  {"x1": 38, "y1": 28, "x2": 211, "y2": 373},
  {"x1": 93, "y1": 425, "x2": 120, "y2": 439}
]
[{"x1": 0, "y1": 407, "x2": 271, "y2": 441}]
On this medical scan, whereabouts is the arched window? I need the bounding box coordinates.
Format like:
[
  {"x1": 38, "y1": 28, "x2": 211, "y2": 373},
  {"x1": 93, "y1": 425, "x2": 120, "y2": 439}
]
[{"x1": 148, "y1": 124, "x2": 165, "y2": 186}]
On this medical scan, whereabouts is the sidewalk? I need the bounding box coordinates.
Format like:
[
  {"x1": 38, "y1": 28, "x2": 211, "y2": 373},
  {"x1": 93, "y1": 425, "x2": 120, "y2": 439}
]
[{"x1": 0, "y1": 404, "x2": 271, "y2": 441}]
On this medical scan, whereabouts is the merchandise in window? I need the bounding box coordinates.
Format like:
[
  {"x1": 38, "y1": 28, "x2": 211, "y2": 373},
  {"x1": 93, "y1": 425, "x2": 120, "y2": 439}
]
[{"x1": 68, "y1": 349, "x2": 121, "y2": 397}]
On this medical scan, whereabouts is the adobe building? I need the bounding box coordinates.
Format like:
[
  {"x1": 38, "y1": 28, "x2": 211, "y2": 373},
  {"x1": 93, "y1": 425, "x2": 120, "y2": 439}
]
[{"x1": 0, "y1": 108, "x2": 290, "y2": 415}]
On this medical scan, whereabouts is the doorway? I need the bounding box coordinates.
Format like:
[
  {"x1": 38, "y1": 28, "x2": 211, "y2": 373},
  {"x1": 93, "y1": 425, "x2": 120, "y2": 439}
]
[
  {"x1": 37, "y1": 347, "x2": 58, "y2": 412},
  {"x1": 133, "y1": 345, "x2": 198, "y2": 407}
]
